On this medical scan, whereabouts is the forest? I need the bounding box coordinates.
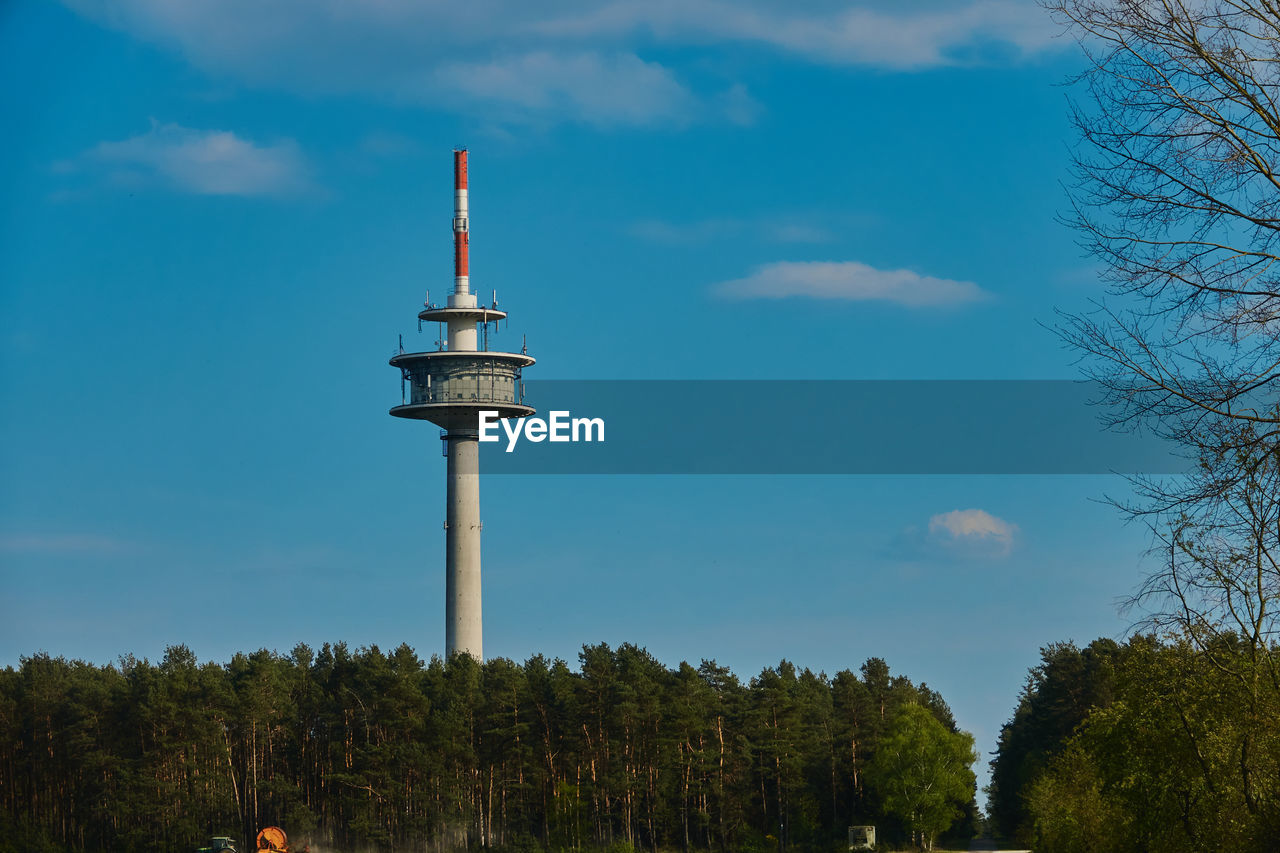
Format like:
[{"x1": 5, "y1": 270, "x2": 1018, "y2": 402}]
[
  {"x1": 0, "y1": 643, "x2": 977, "y2": 852},
  {"x1": 988, "y1": 635, "x2": 1280, "y2": 852}
]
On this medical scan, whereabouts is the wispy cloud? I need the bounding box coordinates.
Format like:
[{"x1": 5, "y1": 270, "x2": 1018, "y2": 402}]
[
  {"x1": 928, "y1": 508, "x2": 1018, "y2": 556},
  {"x1": 768, "y1": 224, "x2": 831, "y2": 244},
  {"x1": 430, "y1": 52, "x2": 705, "y2": 127},
  {"x1": 712, "y1": 261, "x2": 990, "y2": 306},
  {"x1": 539, "y1": 0, "x2": 1059, "y2": 70},
  {"x1": 61, "y1": 122, "x2": 314, "y2": 198},
  {"x1": 630, "y1": 218, "x2": 739, "y2": 244},
  {"x1": 223, "y1": 544, "x2": 344, "y2": 578},
  {"x1": 358, "y1": 130, "x2": 423, "y2": 158},
  {"x1": 61, "y1": 0, "x2": 1059, "y2": 127},
  {"x1": 630, "y1": 217, "x2": 834, "y2": 246},
  {"x1": 0, "y1": 533, "x2": 137, "y2": 556}
]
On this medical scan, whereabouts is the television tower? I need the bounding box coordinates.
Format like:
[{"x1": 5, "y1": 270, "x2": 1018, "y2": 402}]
[{"x1": 389, "y1": 149, "x2": 534, "y2": 659}]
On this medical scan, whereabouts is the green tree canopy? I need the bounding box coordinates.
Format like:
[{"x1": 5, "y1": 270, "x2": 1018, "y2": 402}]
[{"x1": 867, "y1": 703, "x2": 976, "y2": 851}]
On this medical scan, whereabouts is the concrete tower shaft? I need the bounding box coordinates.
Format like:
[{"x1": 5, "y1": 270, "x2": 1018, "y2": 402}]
[
  {"x1": 445, "y1": 434, "x2": 481, "y2": 656},
  {"x1": 389, "y1": 149, "x2": 535, "y2": 661}
]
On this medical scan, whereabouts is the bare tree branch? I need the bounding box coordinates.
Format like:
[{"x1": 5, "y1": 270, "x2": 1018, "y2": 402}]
[{"x1": 1050, "y1": 0, "x2": 1280, "y2": 672}]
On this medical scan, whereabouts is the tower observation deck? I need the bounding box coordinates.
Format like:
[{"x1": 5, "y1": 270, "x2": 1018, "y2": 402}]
[{"x1": 389, "y1": 149, "x2": 534, "y2": 659}]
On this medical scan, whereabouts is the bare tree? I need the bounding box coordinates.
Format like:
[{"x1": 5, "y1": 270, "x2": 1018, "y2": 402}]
[
  {"x1": 1049, "y1": 0, "x2": 1280, "y2": 643},
  {"x1": 1135, "y1": 422, "x2": 1280, "y2": 669},
  {"x1": 1052, "y1": 0, "x2": 1280, "y2": 438}
]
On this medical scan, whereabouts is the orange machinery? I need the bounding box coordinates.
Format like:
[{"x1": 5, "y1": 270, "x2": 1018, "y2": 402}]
[{"x1": 255, "y1": 827, "x2": 288, "y2": 853}]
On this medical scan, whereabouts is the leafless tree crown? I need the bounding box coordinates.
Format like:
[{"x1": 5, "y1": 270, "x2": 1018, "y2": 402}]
[
  {"x1": 1050, "y1": 0, "x2": 1280, "y2": 647},
  {"x1": 1051, "y1": 0, "x2": 1280, "y2": 440}
]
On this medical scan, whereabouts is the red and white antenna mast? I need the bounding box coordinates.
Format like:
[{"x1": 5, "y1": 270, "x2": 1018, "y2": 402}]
[{"x1": 453, "y1": 148, "x2": 470, "y2": 298}]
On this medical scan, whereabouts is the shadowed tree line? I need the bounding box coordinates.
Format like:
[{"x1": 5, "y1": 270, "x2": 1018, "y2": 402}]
[
  {"x1": 989, "y1": 635, "x2": 1280, "y2": 853},
  {"x1": 0, "y1": 643, "x2": 977, "y2": 852}
]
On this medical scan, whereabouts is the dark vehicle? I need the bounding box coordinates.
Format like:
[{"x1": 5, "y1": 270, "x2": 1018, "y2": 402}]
[{"x1": 196, "y1": 838, "x2": 237, "y2": 853}]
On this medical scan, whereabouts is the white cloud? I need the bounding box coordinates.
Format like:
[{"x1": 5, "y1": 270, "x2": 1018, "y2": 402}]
[
  {"x1": 712, "y1": 260, "x2": 990, "y2": 306},
  {"x1": 431, "y1": 52, "x2": 700, "y2": 127},
  {"x1": 61, "y1": 0, "x2": 1060, "y2": 126},
  {"x1": 69, "y1": 122, "x2": 313, "y2": 197},
  {"x1": 928, "y1": 508, "x2": 1017, "y2": 555},
  {"x1": 539, "y1": 0, "x2": 1059, "y2": 70}
]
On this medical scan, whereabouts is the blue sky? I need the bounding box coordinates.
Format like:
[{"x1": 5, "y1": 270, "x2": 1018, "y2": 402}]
[{"x1": 1, "y1": 0, "x2": 1151, "y2": 792}]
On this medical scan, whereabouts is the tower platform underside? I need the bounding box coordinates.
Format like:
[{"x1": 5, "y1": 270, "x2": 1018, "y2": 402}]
[
  {"x1": 418, "y1": 306, "x2": 507, "y2": 324},
  {"x1": 390, "y1": 349, "x2": 535, "y2": 429}
]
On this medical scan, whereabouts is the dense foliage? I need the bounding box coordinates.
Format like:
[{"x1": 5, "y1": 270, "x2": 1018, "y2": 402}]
[
  {"x1": 989, "y1": 635, "x2": 1280, "y2": 852},
  {"x1": 866, "y1": 705, "x2": 975, "y2": 850},
  {"x1": 0, "y1": 643, "x2": 977, "y2": 852},
  {"x1": 986, "y1": 639, "x2": 1121, "y2": 842}
]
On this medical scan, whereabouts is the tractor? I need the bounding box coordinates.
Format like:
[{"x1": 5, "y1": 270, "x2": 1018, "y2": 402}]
[{"x1": 196, "y1": 838, "x2": 237, "y2": 853}]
